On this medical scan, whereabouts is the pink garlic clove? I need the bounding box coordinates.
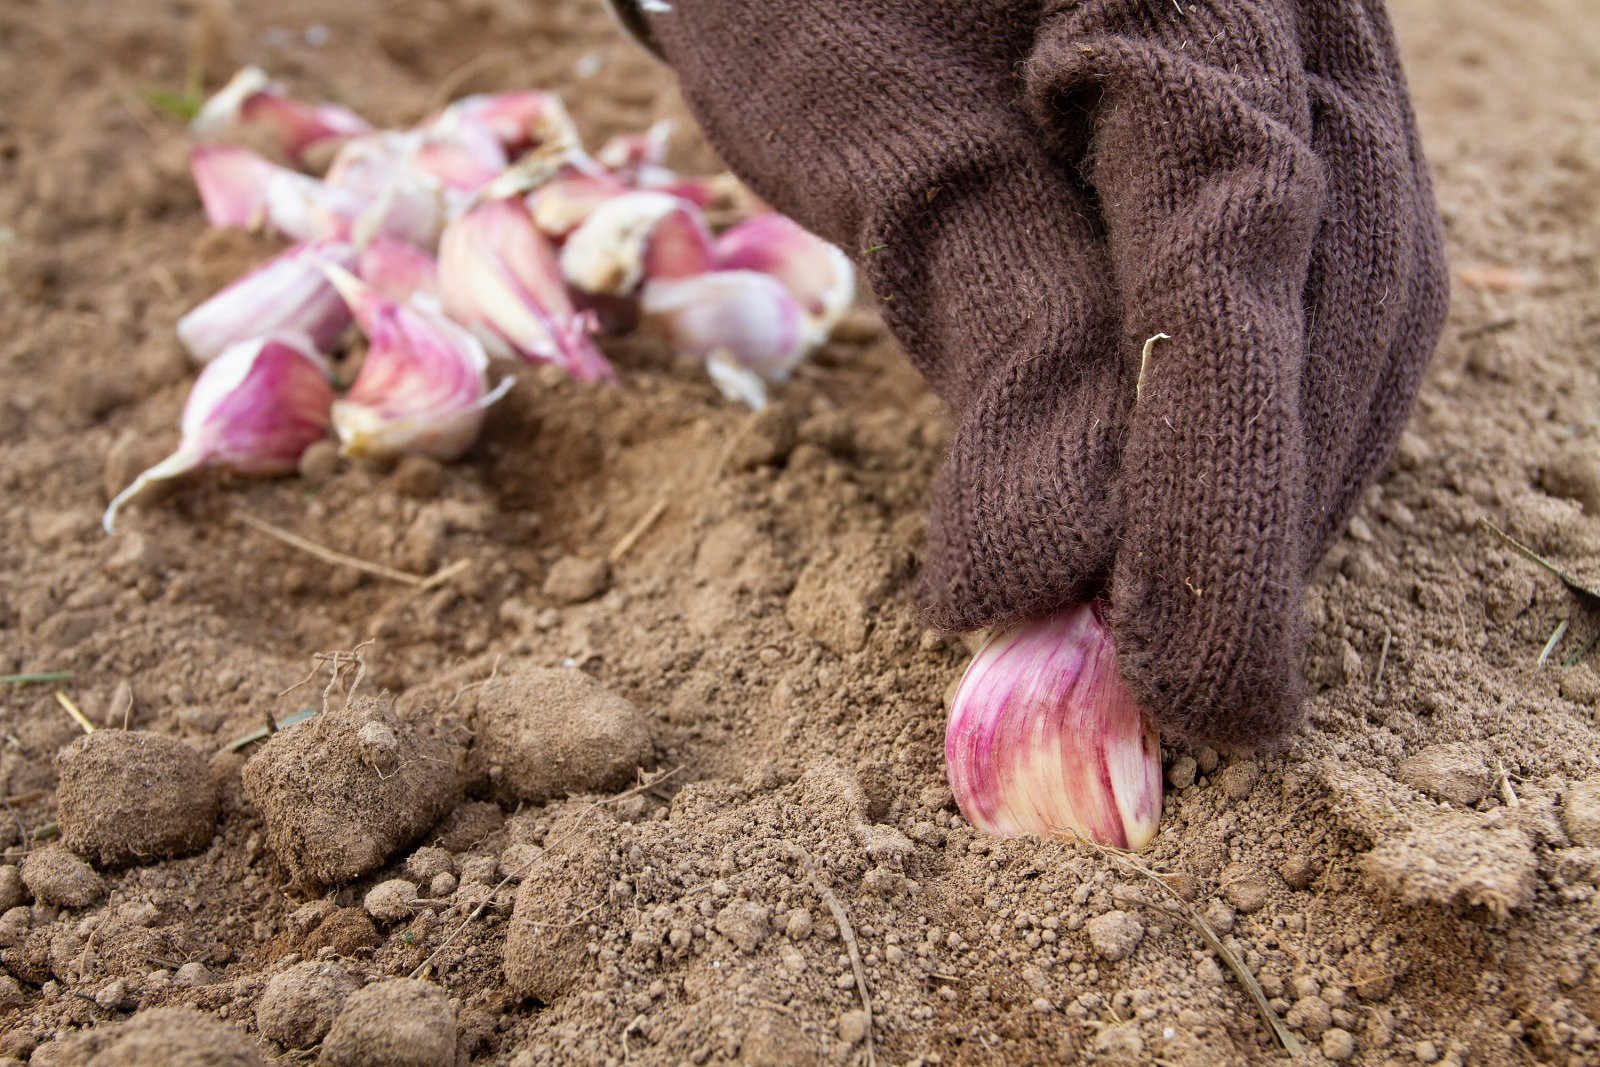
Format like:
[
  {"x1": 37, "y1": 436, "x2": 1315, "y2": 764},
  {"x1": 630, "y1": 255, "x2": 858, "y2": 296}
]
[
  {"x1": 639, "y1": 270, "x2": 809, "y2": 386},
  {"x1": 437, "y1": 91, "x2": 578, "y2": 157},
  {"x1": 102, "y1": 335, "x2": 333, "y2": 532},
  {"x1": 191, "y1": 66, "x2": 372, "y2": 168},
  {"x1": 525, "y1": 171, "x2": 630, "y2": 241},
  {"x1": 189, "y1": 145, "x2": 365, "y2": 242},
  {"x1": 177, "y1": 240, "x2": 357, "y2": 364},
  {"x1": 409, "y1": 117, "x2": 510, "y2": 193},
  {"x1": 713, "y1": 214, "x2": 855, "y2": 341},
  {"x1": 357, "y1": 237, "x2": 440, "y2": 306},
  {"x1": 324, "y1": 133, "x2": 446, "y2": 249},
  {"x1": 322, "y1": 263, "x2": 512, "y2": 461},
  {"x1": 437, "y1": 198, "x2": 612, "y2": 382},
  {"x1": 559, "y1": 191, "x2": 714, "y2": 296},
  {"x1": 945, "y1": 603, "x2": 1163, "y2": 851}
]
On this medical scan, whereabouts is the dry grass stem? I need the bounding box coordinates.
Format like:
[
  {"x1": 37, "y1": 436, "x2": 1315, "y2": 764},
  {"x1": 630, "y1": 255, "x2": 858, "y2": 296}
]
[
  {"x1": 608, "y1": 499, "x2": 668, "y2": 565},
  {"x1": 792, "y1": 845, "x2": 875, "y2": 1067},
  {"x1": 54, "y1": 691, "x2": 95, "y2": 734},
  {"x1": 235, "y1": 510, "x2": 431, "y2": 586}
]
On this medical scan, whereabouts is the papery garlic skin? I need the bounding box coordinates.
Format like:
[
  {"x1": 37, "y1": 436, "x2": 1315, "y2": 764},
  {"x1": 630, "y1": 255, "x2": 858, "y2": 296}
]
[
  {"x1": 639, "y1": 270, "x2": 808, "y2": 381},
  {"x1": 177, "y1": 240, "x2": 357, "y2": 363},
  {"x1": 103, "y1": 336, "x2": 333, "y2": 532},
  {"x1": 559, "y1": 191, "x2": 713, "y2": 296},
  {"x1": 191, "y1": 66, "x2": 371, "y2": 167},
  {"x1": 438, "y1": 199, "x2": 613, "y2": 382},
  {"x1": 713, "y1": 214, "x2": 855, "y2": 342},
  {"x1": 323, "y1": 264, "x2": 512, "y2": 461},
  {"x1": 945, "y1": 604, "x2": 1162, "y2": 851}
]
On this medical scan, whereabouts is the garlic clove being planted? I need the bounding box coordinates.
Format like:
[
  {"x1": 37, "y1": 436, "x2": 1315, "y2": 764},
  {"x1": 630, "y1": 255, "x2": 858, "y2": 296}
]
[
  {"x1": 322, "y1": 263, "x2": 512, "y2": 461},
  {"x1": 103, "y1": 335, "x2": 334, "y2": 532},
  {"x1": 190, "y1": 66, "x2": 372, "y2": 168},
  {"x1": 559, "y1": 191, "x2": 714, "y2": 297},
  {"x1": 945, "y1": 603, "x2": 1163, "y2": 851},
  {"x1": 639, "y1": 269, "x2": 808, "y2": 381},
  {"x1": 437, "y1": 198, "x2": 613, "y2": 382},
  {"x1": 713, "y1": 214, "x2": 855, "y2": 343},
  {"x1": 177, "y1": 240, "x2": 357, "y2": 364}
]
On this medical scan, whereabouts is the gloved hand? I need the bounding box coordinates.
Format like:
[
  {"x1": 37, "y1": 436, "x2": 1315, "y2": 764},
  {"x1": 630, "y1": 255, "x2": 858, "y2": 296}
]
[{"x1": 619, "y1": 0, "x2": 1448, "y2": 746}]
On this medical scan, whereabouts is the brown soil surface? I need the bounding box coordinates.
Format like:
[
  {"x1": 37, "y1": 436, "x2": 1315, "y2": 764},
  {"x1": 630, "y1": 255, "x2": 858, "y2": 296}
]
[{"x1": 2, "y1": 0, "x2": 1598, "y2": 1063}]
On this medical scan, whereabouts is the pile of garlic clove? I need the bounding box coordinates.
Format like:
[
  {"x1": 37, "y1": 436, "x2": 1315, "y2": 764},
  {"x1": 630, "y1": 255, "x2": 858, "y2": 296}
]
[{"x1": 104, "y1": 69, "x2": 855, "y2": 532}]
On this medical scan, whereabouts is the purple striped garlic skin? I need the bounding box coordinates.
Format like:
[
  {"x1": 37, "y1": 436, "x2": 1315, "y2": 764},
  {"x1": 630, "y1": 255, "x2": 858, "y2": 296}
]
[
  {"x1": 177, "y1": 240, "x2": 357, "y2": 363},
  {"x1": 945, "y1": 603, "x2": 1162, "y2": 851}
]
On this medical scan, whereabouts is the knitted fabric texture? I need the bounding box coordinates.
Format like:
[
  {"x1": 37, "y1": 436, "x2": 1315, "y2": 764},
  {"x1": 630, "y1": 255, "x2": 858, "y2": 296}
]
[{"x1": 637, "y1": 0, "x2": 1448, "y2": 746}]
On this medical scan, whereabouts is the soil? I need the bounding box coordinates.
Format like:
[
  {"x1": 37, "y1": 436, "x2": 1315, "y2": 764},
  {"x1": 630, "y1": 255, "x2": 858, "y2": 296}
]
[{"x1": 1, "y1": 0, "x2": 1598, "y2": 1064}]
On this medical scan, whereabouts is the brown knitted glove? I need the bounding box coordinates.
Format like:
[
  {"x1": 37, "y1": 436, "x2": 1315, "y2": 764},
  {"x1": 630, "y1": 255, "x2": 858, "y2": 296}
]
[{"x1": 629, "y1": 0, "x2": 1448, "y2": 746}]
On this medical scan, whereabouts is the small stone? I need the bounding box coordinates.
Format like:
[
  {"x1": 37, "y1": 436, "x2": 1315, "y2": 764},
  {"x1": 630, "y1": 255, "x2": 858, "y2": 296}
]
[
  {"x1": 321, "y1": 978, "x2": 456, "y2": 1067},
  {"x1": 714, "y1": 900, "x2": 770, "y2": 953},
  {"x1": 1400, "y1": 743, "x2": 1494, "y2": 807},
  {"x1": 1222, "y1": 867, "x2": 1271, "y2": 913},
  {"x1": 430, "y1": 871, "x2": 458, "y2": 898},
  {"x1": 1562, "y1": 776, "x2": 1600, "y2": 846},
  {"x1": 256, "y1": 960, "x2": 358, "y2": 1048},
  {"x1": 838, "y1": 1009, "x2": 870, "y2": 1045},
  {"x1": 364, "y1": 879, "x2": 418, "y2": 924},
  {"x1": 93, "y1": 978, "x2": 128, "y2": 1011},
  {"x1": 472, "y1": 663, "x2": 651, "y2": 805},
  {"x1": 1217, "y1": 760, "x2": 1260, "y2": 801},
  {"x1": 1167, "y1": 756, "x2": 1197, "y2": 790},
  {"x1": 1285, "y1": 995, "x2": 1333, "y2": 1038},
  {"x1": 542, "y1": 555, "x2": 610, "y2": 604},
  {"x1": 173, "y1": 961, "x2": 214, "y2": 987},
  {"x1": 391, "y1": 455, "x2": 443, "y2": 499},
  {"x1": 0, "y1": 866, "x2": 24, "y2": 912},
  {"x1": 357, "y1": 721, "x2": 401, "y2": 777},
  {"x1": 405, "y1": 847, "x2": 455, "y2": 882},
  {"x1": 1280, "y1": 852, "x2": 1321, "y2": 890},
  {"x1": 20, "y1": 846, "x2": 103, "y2": 909},
  {"x1": 1085, "y1": 910, "x2": 1144, "y2": 962},
  {"x1": 298, "y1": 438, "x2": 340, "y2": 482},
  {"x1": 1321, "y1": 1027, "x2": 1356, "y2": 1060}
]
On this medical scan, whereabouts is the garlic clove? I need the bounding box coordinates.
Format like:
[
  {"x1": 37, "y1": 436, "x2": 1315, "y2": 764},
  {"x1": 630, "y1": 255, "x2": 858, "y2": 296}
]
[
  {"x1": 713, "y1": 214, "x2": 855, "y2": 340},
  {"x1": 945, "y1": 603, "x2": 1163, "y2": 851},
  {"x1": 437, "y1": 198, "x2": 613, "y2": 382},
  {"x1": 191, "y1": 66, "x2": 372, "y2": 168},
  {"x1": 559, "y1": 191, "x2": 714, "y2": 296},
  {"x1": 409, "y1": 116, "x2": 509, "y2": 193},
  {"x1": 438, "y1": 91, "x2": 579, "y2": 157},
  {"x1": 639, "y1": 270, "x2": 808, "y2": 382},
  {"x1": 357, "y1": 236, "x2": 440, "y2": 305},
  {"x1": 595, "y1": 120, "x2": 673, "y2": 179},
  {"x1": 103, "y1": 335, "x2": 333, "y2": 532},
  {"x1": 324, "y1": 132, "x2": 446, "y2": 249},
  {"x1": 177, "y1": 240, "x2": 357, "y2": 364},
  {"x1": 322, "y1": 263, "x2": 512, "y2": 461},
  {"x1": 190, "y1": 145, "x2": 368, "y2": 242},
  {"x1": 525, "y1": 171, "x2": 630, "y2": 241}
]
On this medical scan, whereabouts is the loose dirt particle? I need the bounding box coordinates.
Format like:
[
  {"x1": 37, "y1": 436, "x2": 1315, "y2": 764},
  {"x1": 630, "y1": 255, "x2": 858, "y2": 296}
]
[
  {"x1": 1086, "y1": 910, "x2": 1144, "y2": 962},
  {"x1": 1321, "y1": 1026, "x2": 1357, "y2": 1060},
  {"x1": 1217, "y1": 760, "x2": 1260, "y2": 801},
  {"x1": 55, "y1": 729, "x2": 218, "y2": 867},
  {"x1": 364, "y1": 879, "x2": 419, "y2": 924},
  {"x1": 20, "y1": 846, "x2": 104, "y2": 908},
  {"x1": 300, "y1": 908, "x2": 381, "y2": 957},
  {"x1": 242, "y1": 696, "x2": 459, "y2": 888},
  {"x1": 0, "y1": 866, "x2": 23, "y2": 912},
  {"x1": 472, "y1": 663, "x2": 651, "y2": 804},
  {"x1": 255, "y1": 960, "x2": 358, "y2": 1048},
  {"x1": 1561, "y1": 776, "x2": 1600, "y2": 846},
  {"x1": 1286, "y1": 995, "x2": 1333, "y2": 1037},
  {"x1": 321, "y1": 978, "x2": 457, "y2": 1067}
]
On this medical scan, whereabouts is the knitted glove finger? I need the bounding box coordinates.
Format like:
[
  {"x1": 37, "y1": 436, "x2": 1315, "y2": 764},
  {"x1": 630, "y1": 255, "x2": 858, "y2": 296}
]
[
  {"x1": 1296, "y1": 4, "x2": 1449, "y2": 557},
  {"x1": 1028, "y1": 2, "x2": 1325, "y2": 745}
]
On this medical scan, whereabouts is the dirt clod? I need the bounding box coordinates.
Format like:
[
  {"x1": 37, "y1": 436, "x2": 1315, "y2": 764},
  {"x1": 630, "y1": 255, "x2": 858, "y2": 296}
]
[
  {"x1": 320, "y1": 978, "x2": 457, "y2": 1067},
  {"x1": 541, "y1": 555, "x2": 610, "y2": 604},
  {"x1": 473, "y1": 664, "x2": 651, "y2": 804},
  {"x1": 0, "y1": 866, "x2": 24, "y2": 913},
  {"x1": 1086, "y1": 910, "x2": 1144, "y2": 962},
  {"x1": 55, "y1": 730, "x2": 218, "y2": 867},
  {"x1": 1399, "y1": 742, "x2": 1494, "y2": 807},
  {"x1": 504, "y1": 809, "x2": 621, "y2": 1001},
  {"x1": 1562, "y1": 776, "x2": 1600, "y2": 846},
  {"x1": 364, "y1": 878, "x2": 418, "y2": 923},
  {"x1": 20, "y1": 846, "x2": 103, "y2": 909},
  {"x1": 242, "y1": 696, "x2": 459, "y2": 888},
  {"x1": 255, "y1": 960, "x2": 358, "y2": 1048},
  {"x1": 34, "y1": 1006, "x2": 264, "y2": 1066}
]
